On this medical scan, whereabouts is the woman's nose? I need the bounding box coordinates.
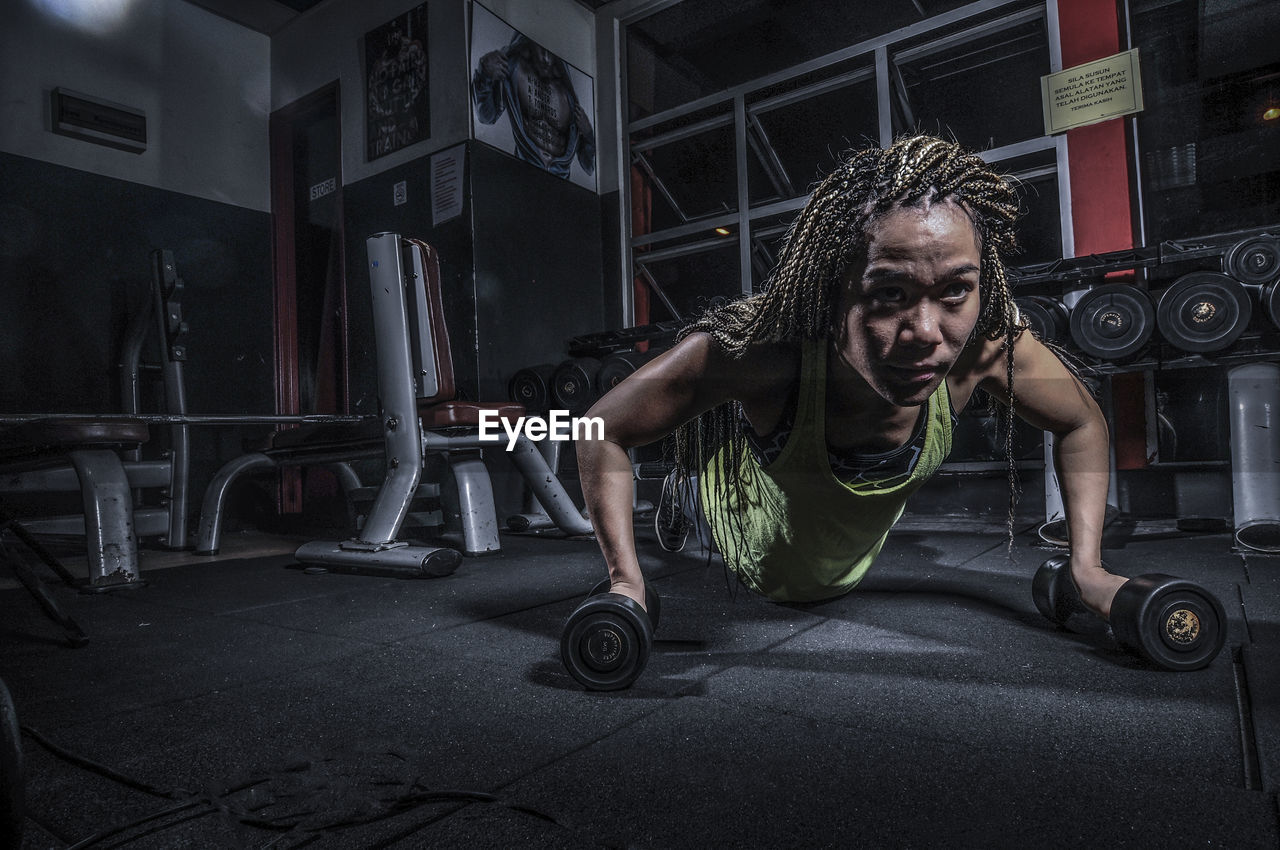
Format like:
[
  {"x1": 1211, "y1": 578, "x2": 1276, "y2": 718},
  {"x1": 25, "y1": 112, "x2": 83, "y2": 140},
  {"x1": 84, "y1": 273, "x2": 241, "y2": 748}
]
[{"x1": 900, "y1": 302, "x2": 944, "y2": 347}]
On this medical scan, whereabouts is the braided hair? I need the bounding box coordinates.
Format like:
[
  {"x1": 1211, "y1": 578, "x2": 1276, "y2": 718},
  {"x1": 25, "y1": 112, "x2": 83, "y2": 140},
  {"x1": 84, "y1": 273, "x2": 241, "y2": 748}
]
[{"x1": 671, "y1": 134, "x2": 1030, "y2": 553}]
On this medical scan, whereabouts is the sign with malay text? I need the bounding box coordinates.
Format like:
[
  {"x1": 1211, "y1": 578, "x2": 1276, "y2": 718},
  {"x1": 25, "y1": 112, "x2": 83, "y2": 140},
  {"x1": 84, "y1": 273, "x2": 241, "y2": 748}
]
[{"x1": 1041, "y1": 48, "x2": 1143, "y2": 135}]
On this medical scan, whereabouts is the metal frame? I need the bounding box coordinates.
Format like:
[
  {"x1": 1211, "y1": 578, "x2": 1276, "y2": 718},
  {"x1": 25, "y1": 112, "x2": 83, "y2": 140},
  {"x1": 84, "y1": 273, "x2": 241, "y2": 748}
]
[{"x1": 609, "y1": 0, "x2": 1066, "y2": 316}]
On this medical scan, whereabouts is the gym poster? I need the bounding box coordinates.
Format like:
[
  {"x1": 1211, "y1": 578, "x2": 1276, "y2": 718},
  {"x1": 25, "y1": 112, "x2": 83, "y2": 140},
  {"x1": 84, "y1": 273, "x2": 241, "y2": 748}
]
[
  {"x1": 470, "y1": 3, "x2": 597, "y2": 192},
  {"x1": 366, "y1": 3, "x2": 431, "y2": 161}
]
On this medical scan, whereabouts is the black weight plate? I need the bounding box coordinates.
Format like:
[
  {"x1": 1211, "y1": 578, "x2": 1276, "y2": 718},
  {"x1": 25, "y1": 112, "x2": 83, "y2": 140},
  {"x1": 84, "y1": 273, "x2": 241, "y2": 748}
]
[
  {"x1": 1032, "y1": 556, "x2": 1078, "y2": 625},
  {"x1": 1263, "y1": 281, "x2": 1280, "y2": 331},
  {"x1": 1225, "y1": 236, "x2": 1280, "y2": 286},
  {"x1": 508, "y1": 363, "x2": 556, "y2": 413},
  {"x1": 1015, "y1": 295, "x2": 1070, "y2": 342},
  {"x1": 597, "y1": 350, "x2": 647, "y2": 394},
  {"x1": 561, "y1": 594, "x2": 652, "y2": 690},
  {"x1": 1, "y1": 678, "x2": 23, "y2": 850},
  {"x1": 551, "y1": 357, "x2": 602, "y2": 414},
  {"x1": 1110, "y1": 574, "x2": 1226, "y2": 671},
  {"x1": 1069, "y1": 284, "x2": 1155, "y2": 360},
  {"x1": 1156, "y1": 272, "x2": 1252, "y2": 353}
]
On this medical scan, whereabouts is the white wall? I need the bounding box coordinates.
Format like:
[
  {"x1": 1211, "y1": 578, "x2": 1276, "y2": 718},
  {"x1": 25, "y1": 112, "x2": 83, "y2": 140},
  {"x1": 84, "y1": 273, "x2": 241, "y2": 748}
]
[
  {"x1": 0, "y1": 0, "x2": 272, "y2": 211},
  {"x1": 273, "y1": 0, "x2": 597, "y2": 188}
]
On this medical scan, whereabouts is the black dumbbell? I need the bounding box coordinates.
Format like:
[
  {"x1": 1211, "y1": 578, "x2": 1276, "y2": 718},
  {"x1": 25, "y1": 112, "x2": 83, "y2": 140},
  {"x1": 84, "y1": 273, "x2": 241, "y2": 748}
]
[
  {"x1": 1110, "y1": 575, "x2": 1226, "y2": 672},
  {"x1": 1031, "y1": 555, "x2": 1090, "y2": 628},
  {"x1": 1032, "y1": 557, "x2": 1226, "y2": 671},
  {"x1": 1, "y1": 677, "x2": 23, "y2": 850},
  {"x1": 561, "y1": 578, "x2": 660, "y2": 691}
]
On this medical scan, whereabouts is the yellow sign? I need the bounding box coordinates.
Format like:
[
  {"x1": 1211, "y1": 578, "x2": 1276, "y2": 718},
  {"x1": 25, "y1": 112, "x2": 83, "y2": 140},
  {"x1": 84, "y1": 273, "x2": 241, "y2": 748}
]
[{"x1": 1041, "y1": 48, "x2": 1144, "y2": 134}]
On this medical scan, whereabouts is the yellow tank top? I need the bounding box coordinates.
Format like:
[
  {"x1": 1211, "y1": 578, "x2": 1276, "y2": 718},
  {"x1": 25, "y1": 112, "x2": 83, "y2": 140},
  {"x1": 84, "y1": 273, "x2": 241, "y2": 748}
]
[{"x1": 700, "y1": 339, "x2": 954, "y2": 602}]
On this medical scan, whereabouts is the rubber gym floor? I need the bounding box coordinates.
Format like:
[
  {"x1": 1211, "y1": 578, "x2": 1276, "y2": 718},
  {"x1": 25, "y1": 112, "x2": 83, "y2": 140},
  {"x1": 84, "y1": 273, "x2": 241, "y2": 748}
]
[{"x1": 3, "y1": 512, "x2": 1279, "y2": 848}]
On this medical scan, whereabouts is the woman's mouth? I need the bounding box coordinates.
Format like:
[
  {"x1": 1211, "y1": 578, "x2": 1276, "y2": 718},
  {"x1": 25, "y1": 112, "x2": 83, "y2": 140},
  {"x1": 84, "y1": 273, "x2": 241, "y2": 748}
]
[{"x1": 885, "y1": 363, "x2": 939, "y2": 383}]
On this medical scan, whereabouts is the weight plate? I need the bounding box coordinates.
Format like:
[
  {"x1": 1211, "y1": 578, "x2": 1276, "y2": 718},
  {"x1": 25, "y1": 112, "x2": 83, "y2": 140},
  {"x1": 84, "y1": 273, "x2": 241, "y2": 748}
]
[
  {"x1": 1156, "y1": 272, "x2": 1252, "y2": 353},
  {"x1": 1015, "y1": 295, "x2": 1070, "y2": 342},
  {"x1": 597, "y1": 350, "x2": 647, "y2": 394},
  {"x1": 560, "y1": 594, "x2": 653, "y2": 690},
  {"x1": 507, "y1": 363, "x2": 555, "y2": 413},
  {"x1": 1031, "y1": 556, "x2": 1072, "y2": 624},
  {"x1": 1068, "y1": 284, "x2": 1156, "y2": 360},
  {"x1": 1, "y1": 678, "x2": 23, "y2": 850},
  {"x1": 1110, "y1": 574, "x2": 1226, "y2": 671},
  {"x1": 1225, "y1": 236, "x2": 1280, "y2": 286},
  {"x1": 551, "y1": 357, "x2": 602, "y2": 414},
  {"x1": 1263, "y1": 281, "x2": 1280, "y2": 331}
]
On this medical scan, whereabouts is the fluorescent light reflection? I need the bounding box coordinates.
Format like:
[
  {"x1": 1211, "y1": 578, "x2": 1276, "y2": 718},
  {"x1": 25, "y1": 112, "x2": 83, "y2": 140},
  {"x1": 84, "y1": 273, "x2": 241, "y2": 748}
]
[{"x1": 31, "y1": 0, "x2": 138, "y2": 35}]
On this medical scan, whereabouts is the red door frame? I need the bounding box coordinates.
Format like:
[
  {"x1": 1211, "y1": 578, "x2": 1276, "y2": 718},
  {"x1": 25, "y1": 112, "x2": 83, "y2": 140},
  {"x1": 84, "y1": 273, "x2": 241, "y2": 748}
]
[
  {"x1": 268, "y1": 81, "x2": 348, "y2": 512},
  {"x1": 1057, "y1": 0, "x2": 1146, "y2": 469}
]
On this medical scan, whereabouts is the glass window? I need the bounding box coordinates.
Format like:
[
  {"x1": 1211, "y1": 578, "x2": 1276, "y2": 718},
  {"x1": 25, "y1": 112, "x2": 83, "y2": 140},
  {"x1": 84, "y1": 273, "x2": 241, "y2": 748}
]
[
  {"x1": 995, "y1": 150, "x2": 1063, "y2": 266},
  {"x1": 1132, "y1": 0, "x2": 1280, "y2": 241},
  {"x1": 747, "y1": 72, "x2": 879, "y2": 206},
  {"x1": 748, "y1": 212, "x2": 796, "y2": 291},
  {"x1": 632, "y1": 121, "x2": 738, "y2": 232},
  {"x1": 891, "y1": 13, "x2": 1050, "y2": 150},
  {"x1": 622, "y1": 1, "x2": 1062, "y2": 325},
  {"x1": 626, "y1": 0, "x2": 974, "y2": 120},
  {"x1": 635, "y1": 243, "x2": 740, "y2": 321}
]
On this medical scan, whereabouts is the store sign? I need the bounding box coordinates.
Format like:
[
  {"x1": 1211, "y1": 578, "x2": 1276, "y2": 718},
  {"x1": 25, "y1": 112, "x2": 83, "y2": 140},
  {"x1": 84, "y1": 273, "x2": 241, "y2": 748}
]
[{"x1": 1041, "y1": 48, "x2": 1144, "y2": 134}]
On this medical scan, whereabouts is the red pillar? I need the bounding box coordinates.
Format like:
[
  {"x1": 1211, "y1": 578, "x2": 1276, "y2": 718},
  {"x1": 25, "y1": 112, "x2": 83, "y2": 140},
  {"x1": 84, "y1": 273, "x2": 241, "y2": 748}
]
[{"x1": 1058, "y1": 0, "x2": 1147, "y2": 468}]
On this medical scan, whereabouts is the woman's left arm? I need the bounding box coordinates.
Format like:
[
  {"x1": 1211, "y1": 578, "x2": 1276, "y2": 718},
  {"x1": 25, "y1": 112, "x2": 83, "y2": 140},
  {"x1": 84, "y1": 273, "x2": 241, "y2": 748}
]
[{"x1": 966, "y1": 331, "x2": 1128, "y2": 618}]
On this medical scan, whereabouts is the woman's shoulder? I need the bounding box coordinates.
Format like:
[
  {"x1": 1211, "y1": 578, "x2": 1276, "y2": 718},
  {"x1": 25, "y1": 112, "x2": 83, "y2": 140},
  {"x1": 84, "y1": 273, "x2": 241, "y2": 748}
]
[{"x1": 667, "y1": 333, "x2": 800, "y2": 398}]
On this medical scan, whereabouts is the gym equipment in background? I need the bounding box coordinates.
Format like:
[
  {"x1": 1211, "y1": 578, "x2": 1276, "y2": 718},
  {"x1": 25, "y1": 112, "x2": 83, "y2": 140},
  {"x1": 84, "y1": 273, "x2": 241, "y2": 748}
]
[
  {"x1": 596, "y1": 349, "x2": 651, "y2": 395},
  {"x1": 1155, "y1": 272, "x2": 1252, "y2": 353},
  {"x1": 1227, "y1": 363, "x2": 1280, "y2": 553},
  {"x1": 1032, "y1": 556, "x2": 1226, "y2": 671},
  {"x1": 550, "y1": 357, "x2": 602, "y2": 415},
  {"x1": 1068, "y1": 284, "x2": 1156, "y2": 360},
  {"x1": 291, "y1": 234, "x2": 592, "y2": 571},
  {"x1": 1223, "y1": 235, "x2": 1280, "y2": 286},
  {"x1": 508, "y1": 363, "x2": 556, "y2": 415},
  {"x1": 1262, "y1": 279, "x2": 1280, "y2": 330},
  {"x1": 1014, "y1": 295, "x2": 1070, "y2": 342},
  {"x1": 561, "y1": 577, "x2": 661, "y2": 690}
]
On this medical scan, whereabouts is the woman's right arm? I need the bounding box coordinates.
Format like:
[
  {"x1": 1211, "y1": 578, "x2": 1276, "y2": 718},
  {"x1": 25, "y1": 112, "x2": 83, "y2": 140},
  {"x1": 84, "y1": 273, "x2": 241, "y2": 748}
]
[{"x1": 574, "y1": 332, "x2": 738, "y2": 610}]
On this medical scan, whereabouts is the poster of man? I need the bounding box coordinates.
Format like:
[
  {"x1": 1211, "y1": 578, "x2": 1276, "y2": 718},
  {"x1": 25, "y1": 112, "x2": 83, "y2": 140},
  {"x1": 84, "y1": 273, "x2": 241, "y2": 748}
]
[
  {"x1": 365, "y1": 3, "x2": 430, "y2": 161},
  {"x1": 469, "y1": 3, "x2": 597, "y2": 192}
]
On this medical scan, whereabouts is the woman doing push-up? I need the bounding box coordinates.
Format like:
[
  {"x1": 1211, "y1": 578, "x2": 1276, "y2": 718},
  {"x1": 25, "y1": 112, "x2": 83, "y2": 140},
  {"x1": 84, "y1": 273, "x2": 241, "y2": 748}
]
[{"x1": 575, "y1": 134, "x2": 1127, "y2": 621}]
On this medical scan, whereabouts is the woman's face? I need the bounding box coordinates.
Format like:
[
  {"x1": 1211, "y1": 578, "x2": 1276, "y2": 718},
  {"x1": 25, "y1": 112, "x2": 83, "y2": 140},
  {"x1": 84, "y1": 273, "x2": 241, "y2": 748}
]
[{"x1": 837, "y1": 198, "x2": 983, "y2": 407}]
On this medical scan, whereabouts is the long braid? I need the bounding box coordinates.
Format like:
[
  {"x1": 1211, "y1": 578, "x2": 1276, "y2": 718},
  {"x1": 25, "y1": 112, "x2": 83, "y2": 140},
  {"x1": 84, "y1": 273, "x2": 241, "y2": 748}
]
[{"x1": 671, "y1": 135, "x2": 1029, "y2": 556}]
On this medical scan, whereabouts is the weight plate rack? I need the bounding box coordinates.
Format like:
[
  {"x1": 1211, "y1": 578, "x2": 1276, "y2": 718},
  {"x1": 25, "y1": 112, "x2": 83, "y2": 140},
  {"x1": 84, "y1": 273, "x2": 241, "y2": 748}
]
[{"x1": 1009, "y1": 224, "x2": 1280, "y2": 376}]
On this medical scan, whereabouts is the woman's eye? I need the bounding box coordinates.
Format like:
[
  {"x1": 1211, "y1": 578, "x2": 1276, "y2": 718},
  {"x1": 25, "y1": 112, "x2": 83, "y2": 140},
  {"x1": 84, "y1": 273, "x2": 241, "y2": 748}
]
[
  {"x1": 943, "y1": 281, "x2": 975, "y2": 301},
  {"x1": 872, "y1": 287, "x2": 906, "y2": 303}
]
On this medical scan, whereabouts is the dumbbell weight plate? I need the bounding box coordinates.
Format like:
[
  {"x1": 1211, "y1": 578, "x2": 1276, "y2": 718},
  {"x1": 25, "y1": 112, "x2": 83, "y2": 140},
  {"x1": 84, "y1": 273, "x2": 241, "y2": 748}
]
[
  {"x1": 1263, "y1": 281, "x2": 1280, "y2": 331},
  {"x1": 1, "y1": 677, "x2": 23, "y2": 850},
  {"x1": 508, "y1": 363, "x2": 556, "y2": 414},
  {"x1": 587, "y1": 577, "x2": 660, "y2": 631},
  {"x1": 1109, "y1": 574, "x2": 1226, "y2": 671},
  {"x1": 1069, "y1": 284, "x2": 1156, "y2": 360},
  {"x1": 561, "y1": 592, "x2": 653, "y2": 690},
  {"x1": 1015, "y1": 295, "x2": 1070, "y2": 343},
  {"x1": 1224, "y1": 236, "x2": 1280, "y2": 286},
  {"x1": 1031, "y1": 556, "x2": 1086, "y2": 625},
  {"x1": 551, "y1": 357, "x2": 602, "y2": 415},
  {"x1": 1156, "y1": 272, "x2": 1252, "y2": 353},
  {"x1": 597, "y1": 350, "x2": 648, "y2": 395}
]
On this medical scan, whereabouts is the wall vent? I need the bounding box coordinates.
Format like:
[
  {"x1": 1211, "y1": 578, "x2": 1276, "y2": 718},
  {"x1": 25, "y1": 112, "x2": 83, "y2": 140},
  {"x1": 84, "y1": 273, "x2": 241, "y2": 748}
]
[{"x1": 50, "y1": 88, "x2": 147, "y2": 154}]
